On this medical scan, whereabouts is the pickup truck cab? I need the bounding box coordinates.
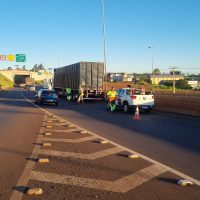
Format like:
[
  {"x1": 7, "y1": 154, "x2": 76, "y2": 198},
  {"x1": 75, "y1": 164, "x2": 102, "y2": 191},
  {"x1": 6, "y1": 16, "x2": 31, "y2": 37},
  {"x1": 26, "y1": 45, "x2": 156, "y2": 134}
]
[{"x1": 115, "y1": 88, "x2": 154, "y2": 113}]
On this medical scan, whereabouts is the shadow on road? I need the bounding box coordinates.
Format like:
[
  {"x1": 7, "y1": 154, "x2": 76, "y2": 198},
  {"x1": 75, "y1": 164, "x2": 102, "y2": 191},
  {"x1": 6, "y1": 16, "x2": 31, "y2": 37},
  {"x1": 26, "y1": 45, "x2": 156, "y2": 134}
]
[{"x1": 1, "y1": 89, "x2": 200, "y2": 155}]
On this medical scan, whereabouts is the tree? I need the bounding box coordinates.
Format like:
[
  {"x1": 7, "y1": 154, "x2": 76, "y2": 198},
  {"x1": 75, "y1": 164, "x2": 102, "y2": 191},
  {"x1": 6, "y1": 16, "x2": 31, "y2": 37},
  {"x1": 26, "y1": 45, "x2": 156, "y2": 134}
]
[
  {"x1": 22, "y1": 65, "x2": 26, "y2": 70},
  {"x1": 153, "y1": 68, "x2": 161, "y2": 75},
  {"x1": 170, "y1": 70, "x2": 182, "y2": 75},
  {"x1": 7, "y1": 67, "x2": 13, "y2": 70},
  {"x1": 176, "y1": 79, "x2": 192, "y2": 89},
  {"x1": 31, "y1": 64, "x2": 45, "y2": 72}
]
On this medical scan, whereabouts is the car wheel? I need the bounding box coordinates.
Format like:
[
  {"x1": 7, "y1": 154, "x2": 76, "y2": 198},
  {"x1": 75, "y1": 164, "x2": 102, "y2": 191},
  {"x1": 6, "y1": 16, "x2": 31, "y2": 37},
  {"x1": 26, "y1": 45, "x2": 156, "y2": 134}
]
[{"x1": 123, "y1": 103, "x2": 130, "y2": 113}]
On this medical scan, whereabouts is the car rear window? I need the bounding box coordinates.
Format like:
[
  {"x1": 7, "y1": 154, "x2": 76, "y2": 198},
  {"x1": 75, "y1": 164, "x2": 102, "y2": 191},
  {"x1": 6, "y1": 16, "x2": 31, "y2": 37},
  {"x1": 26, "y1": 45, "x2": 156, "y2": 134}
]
[{"x1": 42, "y1": 90, "x2": 56, "y2": 95}]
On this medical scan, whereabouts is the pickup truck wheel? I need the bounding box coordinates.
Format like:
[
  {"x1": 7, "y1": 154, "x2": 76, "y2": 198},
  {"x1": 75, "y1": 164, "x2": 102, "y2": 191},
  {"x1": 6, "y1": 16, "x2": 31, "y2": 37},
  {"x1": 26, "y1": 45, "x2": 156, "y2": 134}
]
[
  {"x1": 123, "y1": 103, "x2": 130, "y2": 113},
  {"x1": 145, "y1": 108, "x2": 151, "y2": 113}
]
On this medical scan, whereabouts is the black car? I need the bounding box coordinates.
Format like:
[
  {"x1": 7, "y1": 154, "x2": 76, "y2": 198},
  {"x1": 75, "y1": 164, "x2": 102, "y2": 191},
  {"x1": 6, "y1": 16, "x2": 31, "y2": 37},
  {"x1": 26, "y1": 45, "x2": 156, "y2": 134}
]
[{"x1": 35, "y1": 89, "x2": 59, "y2": 106}]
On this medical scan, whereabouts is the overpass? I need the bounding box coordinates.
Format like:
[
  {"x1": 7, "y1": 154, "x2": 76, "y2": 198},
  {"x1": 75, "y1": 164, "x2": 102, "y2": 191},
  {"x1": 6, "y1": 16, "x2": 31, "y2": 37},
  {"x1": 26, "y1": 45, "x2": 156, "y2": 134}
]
[{"x1": 0, "y1": 70, "x2": 53, "y2": 84}]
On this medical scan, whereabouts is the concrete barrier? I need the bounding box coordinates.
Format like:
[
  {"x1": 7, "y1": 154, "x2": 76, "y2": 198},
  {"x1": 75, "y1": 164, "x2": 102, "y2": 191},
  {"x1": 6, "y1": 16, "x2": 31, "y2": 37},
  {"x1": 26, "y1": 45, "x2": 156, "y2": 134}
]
[{"x1": 154, "y1": 92, "x2": 200, "y2": 117}]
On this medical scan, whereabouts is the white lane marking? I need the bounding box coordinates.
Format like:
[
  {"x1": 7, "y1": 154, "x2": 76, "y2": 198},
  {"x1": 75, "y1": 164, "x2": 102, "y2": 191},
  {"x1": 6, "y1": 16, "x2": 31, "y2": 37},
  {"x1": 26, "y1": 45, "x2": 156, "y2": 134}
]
[
  {"x1": 43, "y1": 135, "x2": 97, "y2": 143},
  {"x1": 30, "y1": 164, "x2": 166, "y2": 193},
  {"x1": 39, "y1": 146, "x2": 122, "y2": 160},
  {"x1": 21, "y1": 92, "x2": 200, "y2": 186},
  {"x1": 10, "y1": 115, "x2": 47, "y2": 200},
  {"x1": 46, "y1": 123, "x2": 68, "y2": 126},
  {"x1": 46, "y1": 128, "x2": 79, "y2": 133}
]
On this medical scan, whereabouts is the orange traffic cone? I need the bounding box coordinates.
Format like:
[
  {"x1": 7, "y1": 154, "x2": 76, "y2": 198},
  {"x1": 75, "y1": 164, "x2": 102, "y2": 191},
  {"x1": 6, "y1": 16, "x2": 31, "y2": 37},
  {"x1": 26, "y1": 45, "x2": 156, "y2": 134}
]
[{"x1": 132, "y1": 105, "x2": 140, "y2": 120}]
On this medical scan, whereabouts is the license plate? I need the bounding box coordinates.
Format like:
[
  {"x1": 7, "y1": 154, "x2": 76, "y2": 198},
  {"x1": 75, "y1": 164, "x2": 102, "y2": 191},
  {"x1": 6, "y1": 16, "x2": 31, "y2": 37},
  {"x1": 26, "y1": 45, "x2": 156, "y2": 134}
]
[{"x1": 142, "y1": 106, "x2": 148, "y2": 109}]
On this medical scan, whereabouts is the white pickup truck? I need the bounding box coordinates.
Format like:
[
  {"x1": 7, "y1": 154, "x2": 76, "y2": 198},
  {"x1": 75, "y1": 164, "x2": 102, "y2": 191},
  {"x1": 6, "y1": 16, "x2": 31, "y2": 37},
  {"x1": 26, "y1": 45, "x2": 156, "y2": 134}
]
[{"x1": 112, "y1": 88, "x2": 154, "y2": 113}]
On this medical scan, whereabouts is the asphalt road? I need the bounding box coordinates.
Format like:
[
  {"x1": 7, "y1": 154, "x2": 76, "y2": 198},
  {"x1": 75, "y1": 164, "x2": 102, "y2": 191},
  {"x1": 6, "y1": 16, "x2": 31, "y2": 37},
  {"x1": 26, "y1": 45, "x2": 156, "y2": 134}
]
[
  {"x1": 1, "y1": 88, "x2": 200, "y2": 199},
  {"x1": 0, "y1": 89, "x2": 43, "y2": 199},
  {"x1": 24, "y1": 90, "x2": 200, "y2": 180}
]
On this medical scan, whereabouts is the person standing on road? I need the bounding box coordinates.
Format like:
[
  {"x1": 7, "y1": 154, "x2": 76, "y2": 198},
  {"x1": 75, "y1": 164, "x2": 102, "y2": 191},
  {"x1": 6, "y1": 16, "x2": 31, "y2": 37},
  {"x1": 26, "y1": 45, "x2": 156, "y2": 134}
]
[
  {"x1": 107, "y1": 87, "x2": 118, "y2": 111},
  {"x1": 77, "y1": 87, "x2": 84, "y2": 104},
  {"x1": 65, "y1": 88, "x2": 72, "y2": 101}
]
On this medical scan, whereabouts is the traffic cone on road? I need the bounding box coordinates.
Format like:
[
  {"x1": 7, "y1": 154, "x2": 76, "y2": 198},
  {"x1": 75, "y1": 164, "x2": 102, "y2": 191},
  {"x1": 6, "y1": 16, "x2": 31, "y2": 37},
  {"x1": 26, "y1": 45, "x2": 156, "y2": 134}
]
[{"x1": 132, "y1": 106, "x2": 140, "y2": 120}]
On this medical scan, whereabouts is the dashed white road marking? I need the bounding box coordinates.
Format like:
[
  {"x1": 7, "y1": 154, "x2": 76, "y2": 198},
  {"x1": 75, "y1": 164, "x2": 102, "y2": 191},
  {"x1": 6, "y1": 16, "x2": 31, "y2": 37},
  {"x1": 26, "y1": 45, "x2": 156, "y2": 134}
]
[
  {"x1": 46, "y1": 128, "x2": 79, "y2": 133},
  {"x1": 30, "y1": 164, "x2": 167, "y2": 193},
  {"x1": 46, "y1": 123, "x2": 68, "y2": 126},
  {"x1": 39, "y1": 146, "x2": 122, "y2": 160},
  {"x1": 43, "y1": 135, "x2": 97, "y2": 143}
]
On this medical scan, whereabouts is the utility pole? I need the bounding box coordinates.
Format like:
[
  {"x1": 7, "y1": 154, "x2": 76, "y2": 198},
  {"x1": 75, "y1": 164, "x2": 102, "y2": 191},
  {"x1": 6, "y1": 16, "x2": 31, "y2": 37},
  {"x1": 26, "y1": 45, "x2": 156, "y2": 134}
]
[
  {"x1": 56, "y1": 41, "x2": 60, "y2": 68},
  {"x1": 170, "y1": 66, "x2": 177, "y2": 94},
  {"x1": 101, "y1": 0, "x2": 107, "y2": 98},
  {"x1": 148, "y1": 46, "x2": 154, "y2": 93}
]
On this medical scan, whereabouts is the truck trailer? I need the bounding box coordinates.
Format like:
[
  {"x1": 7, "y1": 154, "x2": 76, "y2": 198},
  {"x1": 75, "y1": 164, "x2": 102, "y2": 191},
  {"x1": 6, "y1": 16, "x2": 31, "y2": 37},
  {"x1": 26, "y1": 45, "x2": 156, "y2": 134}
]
[{"x1": 54, "y1": 62, "x2": 104, "y2": 100}]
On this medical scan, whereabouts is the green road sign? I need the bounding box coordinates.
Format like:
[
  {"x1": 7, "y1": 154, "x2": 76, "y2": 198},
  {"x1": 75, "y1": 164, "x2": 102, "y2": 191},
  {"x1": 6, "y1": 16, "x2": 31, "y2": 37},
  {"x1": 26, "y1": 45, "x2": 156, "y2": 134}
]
[{"x1": 16, "y1": 54, "x2": 26, "y2": 62}]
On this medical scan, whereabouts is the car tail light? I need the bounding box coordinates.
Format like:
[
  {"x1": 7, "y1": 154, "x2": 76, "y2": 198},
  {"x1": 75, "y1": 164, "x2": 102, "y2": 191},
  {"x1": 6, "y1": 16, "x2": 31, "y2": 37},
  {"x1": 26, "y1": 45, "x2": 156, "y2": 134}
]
[{"x1": 131, "y1": 95, "x2": 137, "y2": 99}]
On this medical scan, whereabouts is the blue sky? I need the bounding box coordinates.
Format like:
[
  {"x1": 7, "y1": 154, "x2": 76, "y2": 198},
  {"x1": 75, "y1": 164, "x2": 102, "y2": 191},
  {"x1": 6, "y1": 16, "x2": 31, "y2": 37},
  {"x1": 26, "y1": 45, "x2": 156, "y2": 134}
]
[{"x1": 0, "y1": 0, "x2": 200, "y2": 74}]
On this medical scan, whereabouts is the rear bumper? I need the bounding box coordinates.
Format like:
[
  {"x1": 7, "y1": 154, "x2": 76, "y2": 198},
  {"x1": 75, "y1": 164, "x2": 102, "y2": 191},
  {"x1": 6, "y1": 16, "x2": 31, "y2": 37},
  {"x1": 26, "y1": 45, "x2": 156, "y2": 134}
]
[
  {"x1": 41, "y1": 98, "x2": 59, "y2": 103},
  {"x1": 130, "y1": 105, "x2": 154, "y2": 110}
]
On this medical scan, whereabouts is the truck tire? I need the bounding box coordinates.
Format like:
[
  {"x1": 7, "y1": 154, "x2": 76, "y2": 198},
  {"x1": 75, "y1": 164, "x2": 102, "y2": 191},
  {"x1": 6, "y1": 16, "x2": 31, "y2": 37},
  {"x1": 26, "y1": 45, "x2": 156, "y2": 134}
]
[{"x1": 123, "y1": 102, "x2": 130, "y2": 113}]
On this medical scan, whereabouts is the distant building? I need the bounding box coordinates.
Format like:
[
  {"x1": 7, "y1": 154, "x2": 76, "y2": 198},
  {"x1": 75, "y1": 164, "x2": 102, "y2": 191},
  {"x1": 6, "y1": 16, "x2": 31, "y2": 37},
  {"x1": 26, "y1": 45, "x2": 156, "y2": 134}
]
[
  {"x1": 107, "y1": 72, "x2": 135, "y2": 82},
  {"x1": 187, "y1": 80, "x2": 199, "y2": 88},
  {"x1": 107, "y1": 72, "x2": 125, "y2": 82},
  {"x1": 150, "y1": 74, "x2": 184, "y2": 85}
]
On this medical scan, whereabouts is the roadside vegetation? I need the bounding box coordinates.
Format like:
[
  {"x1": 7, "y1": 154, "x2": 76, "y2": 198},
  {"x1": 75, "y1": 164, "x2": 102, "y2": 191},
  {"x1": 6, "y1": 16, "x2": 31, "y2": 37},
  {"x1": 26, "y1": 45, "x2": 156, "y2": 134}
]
[{"x1": 0, "y1": 73, "x2": 14, "y2": 90}]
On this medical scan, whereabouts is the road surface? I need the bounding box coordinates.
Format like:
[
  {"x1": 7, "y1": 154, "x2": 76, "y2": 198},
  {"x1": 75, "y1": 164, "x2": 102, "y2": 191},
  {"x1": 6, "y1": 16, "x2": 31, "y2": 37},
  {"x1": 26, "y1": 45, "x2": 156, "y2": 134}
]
[{"x1": 0, "y1": 88, "x2": 200, "y2": 199}]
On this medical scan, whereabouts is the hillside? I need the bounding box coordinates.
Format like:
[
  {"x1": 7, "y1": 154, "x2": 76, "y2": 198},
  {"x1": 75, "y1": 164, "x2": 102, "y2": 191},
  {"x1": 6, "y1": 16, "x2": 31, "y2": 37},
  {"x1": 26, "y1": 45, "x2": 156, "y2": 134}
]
[{"x1": 0, "y1": 73, "x2": 14, "y2": 88}]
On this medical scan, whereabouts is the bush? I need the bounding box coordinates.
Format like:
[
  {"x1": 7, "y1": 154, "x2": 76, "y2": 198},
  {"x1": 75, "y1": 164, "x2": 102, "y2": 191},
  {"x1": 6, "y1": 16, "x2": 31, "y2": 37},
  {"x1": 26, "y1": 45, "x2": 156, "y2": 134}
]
[{"x1": 176, "y1": 80, "x2": 192, "y2": 89}]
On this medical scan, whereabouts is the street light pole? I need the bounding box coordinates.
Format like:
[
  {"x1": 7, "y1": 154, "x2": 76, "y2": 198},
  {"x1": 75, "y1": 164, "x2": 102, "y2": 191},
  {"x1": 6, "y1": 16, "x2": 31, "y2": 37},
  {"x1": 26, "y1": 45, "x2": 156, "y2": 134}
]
[
  {"x1": 56, "y1": 41, "x2": 60, "y2": 68},
  {"x1": 148, "y1": 46, "x2": 154, "y2": 93},
  {"x1": 101, "y1": 0, "x2": 107, "y2": 98}
]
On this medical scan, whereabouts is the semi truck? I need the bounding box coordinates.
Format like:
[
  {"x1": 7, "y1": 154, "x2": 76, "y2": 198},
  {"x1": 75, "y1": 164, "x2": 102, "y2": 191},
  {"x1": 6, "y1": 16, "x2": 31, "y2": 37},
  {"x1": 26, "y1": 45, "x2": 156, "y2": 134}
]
[
  {"x1": 54, "y1": 62, "x2": 104, "y2": 100},
  {"x1": 43, "y1": 78, "x2": 53, "y2": 90}
]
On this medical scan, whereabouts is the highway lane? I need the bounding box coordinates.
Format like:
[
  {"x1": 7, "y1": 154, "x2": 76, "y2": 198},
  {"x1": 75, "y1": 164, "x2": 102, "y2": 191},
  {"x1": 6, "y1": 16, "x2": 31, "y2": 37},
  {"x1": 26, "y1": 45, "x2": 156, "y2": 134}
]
[
  {"x1": 0, "y1": 89, "x2": 44, "y2": 199},
  {"x1": 24, "y1": 90, "x2": 200, "y2": 181}
]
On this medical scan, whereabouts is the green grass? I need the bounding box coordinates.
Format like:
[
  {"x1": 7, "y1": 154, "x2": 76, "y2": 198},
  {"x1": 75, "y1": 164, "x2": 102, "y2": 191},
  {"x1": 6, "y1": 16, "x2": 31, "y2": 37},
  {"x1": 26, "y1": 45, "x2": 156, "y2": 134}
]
[{"x1": 0, "y1": 73, "x2": 14, "y2": 87}]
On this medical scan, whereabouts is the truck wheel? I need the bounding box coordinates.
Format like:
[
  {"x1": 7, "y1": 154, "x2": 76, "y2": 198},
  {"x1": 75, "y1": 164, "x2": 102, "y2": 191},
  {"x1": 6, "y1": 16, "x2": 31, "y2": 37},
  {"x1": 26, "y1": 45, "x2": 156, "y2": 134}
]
[{"x1": 123, "y1": 103, "x2": 130, "y2": 113}]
